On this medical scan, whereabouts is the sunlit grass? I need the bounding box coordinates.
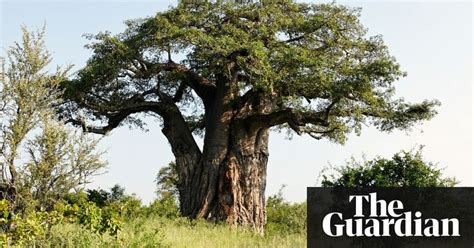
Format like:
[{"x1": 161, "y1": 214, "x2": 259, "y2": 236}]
[{"x1": 41, "y1": 217, "x2": 305, "y2": 248}]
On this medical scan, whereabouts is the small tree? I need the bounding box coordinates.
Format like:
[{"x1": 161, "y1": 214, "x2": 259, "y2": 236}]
[
  {"x1": 0, "y1": 26, "x2": 107, "y2": 210},
  {"x1": 320, "y1": 149, "x2": 457, "y2": 187},
  {"x1": 155, "y1": 162, "x2": 179, "y2": 200},
  {"x1": 110, "y1": 184, "x2": 126, "y2": 202},
  {"x1": 19, "y1": 120, "x2": 106, "y2": 210},
  {"x1": 151, "y1": 162, "x2": 180, "y2": 217},
  {"x1": 0, "y1": 26, "x2": 67, "y2": 186}
]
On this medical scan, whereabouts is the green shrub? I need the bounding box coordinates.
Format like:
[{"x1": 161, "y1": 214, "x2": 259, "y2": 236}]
[
  {"x1": 77, "y1": 202, "x2": 103, "y2": 234},
  {"x1": 144, "y1": 195, "x2": 180, "y2": 219},
  {"x1": 117, "y1": 195, "x2": 143, "y2": 218},
  {"x1": 321, "y1": 149, "x2": 457, "y2": 187},
  {"x1": 63, "y1": 191, "x2": 89, "y2": 207},
  {"x1": 56, "y1": 200, "x2": 126, "y2": 238},
  {"x1": 101, "y1": 206, "x2": 123, "y2": 237},
  {"x1": 0, "y1": 199, "x2": 64, "y2": 246},
  {"x1": 265, "y1": 188, "x2": 306, "y2": 236}
]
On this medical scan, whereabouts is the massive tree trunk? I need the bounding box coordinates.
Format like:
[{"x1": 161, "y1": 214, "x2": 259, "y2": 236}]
[
  {"x1": 170, "y1": 77, "x2": 272, "y2": 232},
  {"x1": 214, "y1": 125, "x2": 269, "y2": 233},
  {"x1": 175, "y1": 123, "x2": 270, "y2": 233}
]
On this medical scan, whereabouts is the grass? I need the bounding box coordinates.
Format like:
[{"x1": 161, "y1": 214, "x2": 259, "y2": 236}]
[{"x1": 37, "y1": 217, "x2": 305, "y2": 248}]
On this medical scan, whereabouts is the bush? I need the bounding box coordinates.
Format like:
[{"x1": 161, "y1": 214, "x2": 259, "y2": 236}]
[
  {"x1": 143, "y1": 195, "x2": 180, "y2": 219},
  {"x1": 62, "y1": 201, "x2": 125, "y2": 238},
  {"x1": 265, "y1": 187, "x2": 306, "y2": 235},
  {"x1": 0, "y1": 199, "x2": 63, "y2": 246},
  {"x1": 321, "y1": 149, "x2": 457, "y2": 187},
  {"x1": 64, "y1": 191, "x2": 89, "y2": 206}
]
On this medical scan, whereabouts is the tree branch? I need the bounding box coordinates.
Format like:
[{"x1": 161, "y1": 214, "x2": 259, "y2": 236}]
[
  {"x1": 142, "y1": 61, "x2": 215, "y2": 101},
  {"x1": 246, "y1": 108, "x2": 328, "y2": 131},
  {"x1": 66, "y1": 101, "x2": 163, "y2": 135}
]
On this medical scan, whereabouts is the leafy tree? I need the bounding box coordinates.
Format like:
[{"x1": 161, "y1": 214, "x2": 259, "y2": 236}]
[
  {"x1": 85, "y1": 184, "x2": 141, "y2": 213},
  {"x1": 20, "y1": 120, "x2": 106, "y2": 210},
  {"x1": 110, "y1": 184, "x2": 126, "y2": 202},
  {"x1": 0, "y1": 26, "x2": 107, "y2": 211},
  {"x1": 152, "y1": 162, "x2": 180, "y2": 218},
  {"x1": 86, "y1": 189, "x2": 110, "y2": 208},
  {"x1": 0, "y1": 26, "x2": 68, "y2": 186},
  {"x1": 62, "y1": 1, "x2": 439, "y2": 231},
  {"x1": 155, "y1": 162, "x2": 179, "y2": 200},
  {"x1": 321, "y1": 149, "x2": 457, "y2": 187}
]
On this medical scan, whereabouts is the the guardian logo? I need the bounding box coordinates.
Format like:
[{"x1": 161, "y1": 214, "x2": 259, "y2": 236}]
[{"x1": 322, "y1": 193, "x2": 460, "y2": 238}]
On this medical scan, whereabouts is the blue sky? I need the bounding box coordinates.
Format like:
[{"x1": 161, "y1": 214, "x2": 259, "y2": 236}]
[{"x1": 1, "y1": 0, "x2": 472, "y2": 203}]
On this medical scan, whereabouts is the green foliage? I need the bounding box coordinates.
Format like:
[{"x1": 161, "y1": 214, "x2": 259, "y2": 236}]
[
  {"x1": 19, "y1": 120, "x2": 107, "y2": 211},
  {"x1": 110, "y1": 184, "x2": 126, "y2": 202},
  {"x1": 76, "y1": 202, "x2": 103, "y2": 234},
  {"x1": 321, "y1": 148, "x2": 457, "y2": 187},
  {"x1": 155, "y1": 162, "x2": 179, "y2": 200},
  {"x1": 0, "y1": 26, "x2": 107, "y2": 213},
  {"x1": 0, "y1": 199, "x2": 64, "y2": 246},
  {"x1": 144, "y1": 195, "x2": 180, "y2": 219},
  {"x1": 56, "y1": 200, "x2": 126, "y2": 238},
  {"x1": 64, "y1": 1, "x2": 438, "y2": 144},
  {"x1": 83, "y1": 184, "x2": 143, "y2": 218},
  {"x1": 115, "y1": 195, "x2": 143, "y2": 219},
  {"x1": 0, "y1": 195, "x2": 306, "y2": 247},
  {"x1": 265, "y1": 186, "x2": 306, "y2": 236},
  {"x1": 147, "y1": 162, "x2": 181, "y2": 218},
  {"x1": 0, "y1": 194, "x2": 142, "y2": 245},
  {"x1": 0, "y1": 25, "x2": 70, "y2": 186},
  {"x1": 86, "y1": 189, "x2": 110, "y2": 208},
  {"x1": 63, "y1": 191, "x2": 89, "y2": 206}
]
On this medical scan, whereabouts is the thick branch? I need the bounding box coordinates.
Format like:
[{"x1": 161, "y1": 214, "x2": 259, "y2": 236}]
[
  {"x1": 172, "y1": 82, "x2": 187, "y2": 102},
  {"x1": 68, "y1": 93, "x2": 203, "y2": 163},
  {"x1": 142, "y1": 61, "x2": 215, "y2": 102},
  {"x1": 67, "y1": 101, "x2": 163, "y2": 135},
  {"x1": 246, "y1": 108, "x2": 328, "y2": 132}
]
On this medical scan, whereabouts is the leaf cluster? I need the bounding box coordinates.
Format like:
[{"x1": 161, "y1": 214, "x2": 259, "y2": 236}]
[{"x1": 321, "y1": 148, "x2": 457, "y2": 187}]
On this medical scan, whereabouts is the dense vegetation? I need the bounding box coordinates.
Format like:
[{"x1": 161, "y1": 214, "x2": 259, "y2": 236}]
[
  {"x1": 0, "y1": 186, "x2": 306, "y2": 247},
  {"x1": 321, "y1": 148, "x2": 457, "y2": 187}
]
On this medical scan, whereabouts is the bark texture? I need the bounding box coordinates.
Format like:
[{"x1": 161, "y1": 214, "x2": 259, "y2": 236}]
[
  {"x1": 214, "y1": 126, "x2": 269, "y2": 232},
  {"x1": 174, "y1": 123, "x2": 270, "y2": 233},
  {"x1": 170, "y1": 78, "x2": 272, "y2": 232}
]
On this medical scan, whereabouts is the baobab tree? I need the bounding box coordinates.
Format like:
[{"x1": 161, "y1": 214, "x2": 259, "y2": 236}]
[{"x1": 61, "y1": 1, "x2": 439, "y2": 232}]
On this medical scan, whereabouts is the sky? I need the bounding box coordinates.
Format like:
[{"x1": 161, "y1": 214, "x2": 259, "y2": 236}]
[{"x1": 1, "y1": 0, "x2": 472, "y2": 204}]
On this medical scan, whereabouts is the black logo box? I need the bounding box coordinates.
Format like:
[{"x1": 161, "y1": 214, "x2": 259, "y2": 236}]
[{"x1": 307, "y1": 187, "x2": 474, "y2": 248}]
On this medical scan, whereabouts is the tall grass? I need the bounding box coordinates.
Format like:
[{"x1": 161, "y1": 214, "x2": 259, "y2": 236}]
[{"x1": 38, "y1": 217, "x2": 305, "y2": 248}]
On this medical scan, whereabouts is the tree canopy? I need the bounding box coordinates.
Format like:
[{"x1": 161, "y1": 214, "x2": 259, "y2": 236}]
[{"x1": 62, "y1": 1, "x2": 438, "y2": 143}]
